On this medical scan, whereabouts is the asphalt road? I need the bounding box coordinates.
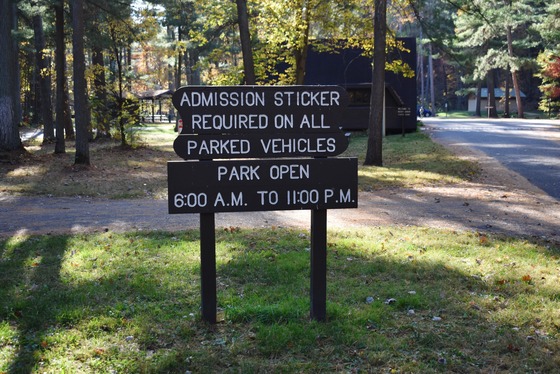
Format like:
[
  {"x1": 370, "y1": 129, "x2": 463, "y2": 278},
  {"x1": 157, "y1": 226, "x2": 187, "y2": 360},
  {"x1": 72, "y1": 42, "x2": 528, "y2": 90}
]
[{"x1": 423, "y1": 118, "x2": 560, "y2": 199}]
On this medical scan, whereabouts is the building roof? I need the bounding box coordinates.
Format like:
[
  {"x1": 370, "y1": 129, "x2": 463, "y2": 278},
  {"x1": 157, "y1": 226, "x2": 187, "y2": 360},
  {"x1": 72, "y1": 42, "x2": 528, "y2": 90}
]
[{"x1": 136, "y1": 89, "x2": 174, "y2": 100}]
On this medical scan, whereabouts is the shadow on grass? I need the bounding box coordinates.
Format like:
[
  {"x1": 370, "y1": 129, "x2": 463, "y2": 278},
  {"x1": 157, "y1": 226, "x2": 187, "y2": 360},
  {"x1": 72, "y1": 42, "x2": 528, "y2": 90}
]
[
  {"x1": 0, "y1": 232, "x2": 201, "y2": 373},
  {"x1": 1, "y1": 229, "x2": 559, "y2": 372},
  {"x1": 214, "y1": 228, "x2": 560, "y2": 372},
  {"x1": 0, "y1": 235, "x2": 69, "y2": 373}
]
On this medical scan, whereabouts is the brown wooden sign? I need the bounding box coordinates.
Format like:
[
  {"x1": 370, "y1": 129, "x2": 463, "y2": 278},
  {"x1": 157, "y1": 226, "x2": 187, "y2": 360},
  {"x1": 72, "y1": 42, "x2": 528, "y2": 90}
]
[
  {"x1": 168, "y1": 85, "x2": 358, "y2": 323},
  {"x1": 168, "y1": 158, "x2": 358, "y2": 213},
  {"x1": 173, "y1": 132, "x2": 349, "y2": 159}
]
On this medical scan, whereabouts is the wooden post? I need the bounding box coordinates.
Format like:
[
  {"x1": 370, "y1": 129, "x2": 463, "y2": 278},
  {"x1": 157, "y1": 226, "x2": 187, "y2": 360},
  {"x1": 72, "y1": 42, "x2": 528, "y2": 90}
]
[
  {"x1": 200, "y1": 212, "x2": 217, "y2": 323},
  {"x1": 310, "y1": 208, "x2": 327, "y2": 321}
]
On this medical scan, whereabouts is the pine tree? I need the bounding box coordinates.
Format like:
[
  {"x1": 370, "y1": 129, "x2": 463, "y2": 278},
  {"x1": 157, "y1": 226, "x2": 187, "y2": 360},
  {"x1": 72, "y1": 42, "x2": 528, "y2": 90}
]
[{"x1": 0, "y1": 0, "x2": 23, "y2": 153}]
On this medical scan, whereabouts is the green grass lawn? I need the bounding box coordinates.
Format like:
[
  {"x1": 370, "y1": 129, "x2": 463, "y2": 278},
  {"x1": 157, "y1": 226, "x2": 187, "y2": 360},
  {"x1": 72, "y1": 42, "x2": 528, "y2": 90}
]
[
  {"x1": 344, "y1": 132, "x2": 478, "y2": 191},
  {"x1": 3, "y1": 125, "x2": 555, "y2": 373},
  {"x1": 1, "y1": 228, "x2": 559, "y2": 372}
]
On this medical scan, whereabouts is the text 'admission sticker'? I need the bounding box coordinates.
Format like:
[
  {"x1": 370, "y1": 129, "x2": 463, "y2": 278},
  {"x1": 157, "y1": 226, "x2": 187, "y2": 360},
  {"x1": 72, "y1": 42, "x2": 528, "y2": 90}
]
[{"x1": 172, "y1": 85, "x2": 349, "y2": 134}]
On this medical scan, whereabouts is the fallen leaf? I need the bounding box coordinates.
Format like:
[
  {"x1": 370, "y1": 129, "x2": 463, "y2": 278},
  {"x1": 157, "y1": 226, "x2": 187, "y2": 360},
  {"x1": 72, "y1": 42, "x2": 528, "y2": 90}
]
[{"x1": 522, "y1": 274, "x2": 532, "y2": 282}]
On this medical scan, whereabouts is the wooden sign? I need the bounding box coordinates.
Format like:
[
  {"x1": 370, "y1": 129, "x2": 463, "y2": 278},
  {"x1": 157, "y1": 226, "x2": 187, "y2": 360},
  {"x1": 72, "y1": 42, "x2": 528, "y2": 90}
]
[
  {"x1": 173, "y1": 132, "x2": 349, "y2": 159},
  {"x1": 172, "y1": 85, "x2": 349, "y2": 134},
  {"x1": 167, "y1": 85, "x2": 358, "y2": 323},
  {"x1": 397, "y1": 107, "x2": 412, "y2": 117},
  {"x1": 168, "y1": 158, "x2": 358, "y2": 213}
]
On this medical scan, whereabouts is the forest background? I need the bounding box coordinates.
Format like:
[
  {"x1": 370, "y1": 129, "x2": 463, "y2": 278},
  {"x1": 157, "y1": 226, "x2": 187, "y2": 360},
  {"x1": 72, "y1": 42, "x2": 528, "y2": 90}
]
[{"x1": 1, "y1": 0, "x2": 560, "y2": 164}]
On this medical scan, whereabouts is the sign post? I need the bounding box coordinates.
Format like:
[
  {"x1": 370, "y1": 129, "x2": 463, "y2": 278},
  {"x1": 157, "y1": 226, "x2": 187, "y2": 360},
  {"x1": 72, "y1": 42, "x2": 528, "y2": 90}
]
[
  {"x1": 200, "y1": 211, "x2": 216, "y2": 324},
  {"x1": 168, "y1": 85, "x2": 358, "y2": 322},
  {"x1": 310, "y1": 208, "x2": 327, "y2": 321}
]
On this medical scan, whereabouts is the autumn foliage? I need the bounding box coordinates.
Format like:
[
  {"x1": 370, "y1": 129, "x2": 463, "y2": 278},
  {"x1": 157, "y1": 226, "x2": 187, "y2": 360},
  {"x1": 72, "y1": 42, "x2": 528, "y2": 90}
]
[
  {"x1": 537, "y1": 52, "x2": 560, "y2": 114},
  {"x1": 542, "y1": 56, "x2": 560, "y2": 99}
]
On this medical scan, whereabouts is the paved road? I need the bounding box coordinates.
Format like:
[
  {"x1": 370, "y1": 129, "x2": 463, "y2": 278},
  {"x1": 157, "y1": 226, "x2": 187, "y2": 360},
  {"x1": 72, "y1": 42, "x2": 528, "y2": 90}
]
[{"x1": 423, "y1": 118, "x2": 560, "y2": 199}]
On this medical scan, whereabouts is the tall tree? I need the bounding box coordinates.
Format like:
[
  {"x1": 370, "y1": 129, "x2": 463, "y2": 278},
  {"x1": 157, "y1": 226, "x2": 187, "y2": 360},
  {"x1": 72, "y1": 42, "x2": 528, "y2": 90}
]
[
  {"x1": 0, "y1": 0, "x2": 23, "y2": 152},
  {"x1": 453, "y1": 0, "x2": 544, "y2": 117},
  {"x1": 235, "y1": 0, "x2": 256, "y2": 84},
  {"x1": 364, "y1": 0, "x2": 387, "y2": 166},
  {"x1": 32, "y1": 12, "x2": 55, "y2": 143},
  {"x1": 72, "y1": 0, "x2": 90, "y2": 165},
  {"x1": 54, "y1": 0, "x2": 72, "y2": 153}
]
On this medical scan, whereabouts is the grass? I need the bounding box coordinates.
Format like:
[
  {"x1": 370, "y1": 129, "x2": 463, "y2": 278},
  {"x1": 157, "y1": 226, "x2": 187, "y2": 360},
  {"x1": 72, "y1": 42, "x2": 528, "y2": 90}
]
[
  {"x1": 1, "y1": 228, "x2": 559, "y2": 372},
  {"x1": 345, "y1": 132, "x2": 478, "y2": 191},
  {"x1": 1, "y1": 123, "x2": 557, "y2": 372},
  {"x1": 0, "y1": 125, "x2": 479, "y2": 198}
]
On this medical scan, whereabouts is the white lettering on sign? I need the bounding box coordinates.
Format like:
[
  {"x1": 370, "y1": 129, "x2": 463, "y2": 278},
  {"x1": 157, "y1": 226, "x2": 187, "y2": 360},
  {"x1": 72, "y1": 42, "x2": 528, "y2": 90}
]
[
  {"x1": 274, "y1": 114, "x2": 294, "y2": 129},
  {"x1": 214, "y1": 192, "x2": 245, "y2": 207},
  {"x1": 217, "y1": 165, "x2": 261, "y2": 181},
  {"x1": 257, "y1": 190, "x2": 279, "y2": 205},
  {"x1": 285, "y1": 188, "x2": 356, "y2": 205},
  {"x1": 174, "y1": 193, "x2": 208, "y2": 208},
  {"x1": 273, "y1": 91, "x2": 341, "y2": 106},
  {"x1": 186, "y1": 139, "x2": 250, "y2": 156},
  {"x1": 180, "y1": 91, "x2": 265, "y2": 107},
  {"x1": 191, "y1": 114, "x2": 269, "y2": 131},
  {"x1": 299, "y1": 114, "x2": 327, "y2": 129},
  {"x1": 339, "y1": 188, "x2": 353, "y2": 203},
  {"x1": 269, "y1": 164, "x2": 310, "y2": 180},
  {"x1": 260, "y1": 137, "x2": 336, "y2": 154}
]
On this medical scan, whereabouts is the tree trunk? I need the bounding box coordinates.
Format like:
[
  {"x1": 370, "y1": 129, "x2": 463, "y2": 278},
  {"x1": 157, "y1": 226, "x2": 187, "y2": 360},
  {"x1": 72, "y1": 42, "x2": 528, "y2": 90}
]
[
  {"x1": 12, "y1": 1, "x2": 21, "y2": 127},
  {"x1": 294, "y1": 3, "x2": 310, "y2": 85},
  {"x1": 428, "y1": 43, "x2": 435, "y2": 115},
  {"x1": 72, "y1": 0, "x2": 91, "y2": 165},
  {"x1": 418, "y1": 32, "x2": 425, "y2": 108},
  {"x1": 487, "y1": 70, "x2": 498, "y2": 118},
  {"x1": 186, "y1": 49, "x2": 201, "y2": 85},
  {"x1": 364, "y1": 0, "x2": 386, "y2": 166},
  {"x1": 0, "y1": 0, "x2": 23, "y2": 152},
  {"x1": 176, "y1": 26, "x2": 182, "y2": 88},
  {"x1": 54, "y1": 0, "x2": 71, "y2": 153},
  {"x1": 33, "y1": 14, "x2": 55, "y2": 143},
  {"x1": 475, "y1": 81, "x2": 482, "y2": 117},
  {"x1": 506, "y1": 25, "x2": 524, "y2": 118},
  {"x1": 236, "y1": 0, "x2": 256, "y2": 85},
  {"x1": 108, "y1": 24, "x2": 127, "y2": 147},
  {"x1": 92, "y1": 46, "x2": 111, "y2": 138},
  {"x1": 504, "y1": 72, "x2": 510, "y2": 118}
]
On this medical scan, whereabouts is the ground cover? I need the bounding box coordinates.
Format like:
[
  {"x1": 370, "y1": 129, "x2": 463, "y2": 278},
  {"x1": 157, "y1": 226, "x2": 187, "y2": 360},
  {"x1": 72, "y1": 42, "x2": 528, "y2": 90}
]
[
  {"x1": 1, "y1": 228, "x2": 559, "y2": 372},
  {"x1": 0, "y1": 124, "x2": 478, "y2": 199},
  {"x1": 3, "y1": 123, "x2": 556, "y2": 373}
]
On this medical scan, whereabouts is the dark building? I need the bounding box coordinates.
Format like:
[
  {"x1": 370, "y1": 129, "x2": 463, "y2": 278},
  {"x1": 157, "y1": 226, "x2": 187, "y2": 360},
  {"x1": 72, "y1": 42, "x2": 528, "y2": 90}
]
[{"x1": 304, "y1": 38, "x2": 417, "y2": 133}]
